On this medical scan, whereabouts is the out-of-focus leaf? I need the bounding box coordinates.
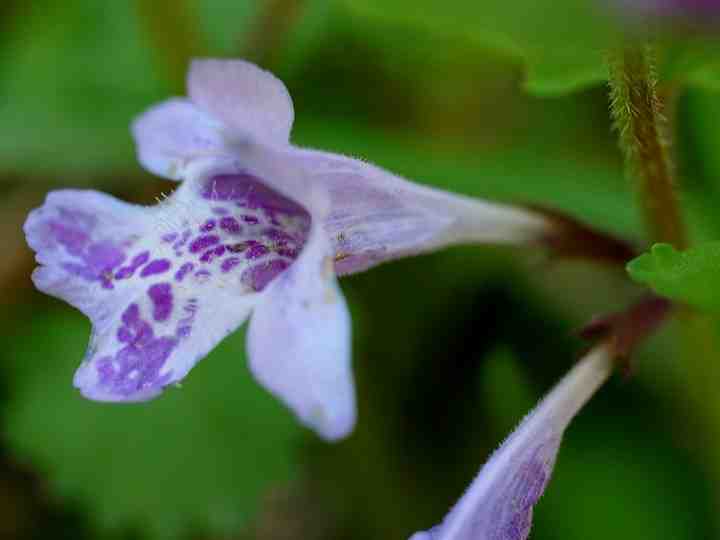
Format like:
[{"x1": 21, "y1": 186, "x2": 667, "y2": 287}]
[
  {"x1": 537, "y1": 401, "x2": 713, "y2": 539},
  {"x1": 680, "y1": 89, "x2": 720, "y2": 241},
  {"x1": 196, "y1": 0, "x2": 260, "y2": 54},
  {"x1": 0, "y1": 0, "x2": 333, "y2": 180},
  {"x1": 0, "y1": 2, "x2": 169, "y2": 176},
  {"x1": 661, "y1": 38, "x2": 720, "y2": 92},
  {"x1": 627, "y1": 243, "x2": 720, "y2": 311},
  {"x1": 5, "y1": 310, "x2": 301, "y2": 539},
  {"x1": 342, "y1": 0, "x2": 618, "y2": 96}
]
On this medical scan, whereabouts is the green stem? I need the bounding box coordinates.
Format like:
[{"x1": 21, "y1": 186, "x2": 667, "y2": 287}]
[{"x1": 608, "y1": 45, "x2": 687, "y2": 249}]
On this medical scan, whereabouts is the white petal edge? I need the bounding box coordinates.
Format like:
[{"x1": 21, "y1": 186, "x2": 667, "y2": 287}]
[
  {"x1": 188, "y1": 59, "x2": 295, "y2": 144},
  {"x1": 131, "y1": 98, "x2": 228, "y2": 180},
  {"x1": 410, "y1": 345, "x2": 613, "y2": 540},
  {"x1": 246, "y1": 222, "x2": 355, "y2": 441}
]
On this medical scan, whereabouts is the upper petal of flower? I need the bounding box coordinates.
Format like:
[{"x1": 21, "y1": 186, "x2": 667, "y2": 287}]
[
  {"x1": 246, "y1": 218, "x2": 355, "y2": 441},
  {"x1": 410, "y1": 345, "x2": 613, "y2": 540},
  {"x1": 188, "y1": 59, "x2": 295, "y2": 144},
  {"x1": 131, "y1": 98, "x2": 227, "y2": 180},
  {"x1": 24, "y1": 166, "x2": 315, "y2": 402},
  {"x1": 288, "y1": 147, "x2": 551, "y2": 274}
]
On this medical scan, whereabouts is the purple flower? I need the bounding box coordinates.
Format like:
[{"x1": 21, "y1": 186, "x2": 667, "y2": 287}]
[
  {"x1": 410, "y1": 345, "x2": 613, "y2": 540},
  {"x1": 24, "y1": 59, "x2": 551, "y2": 441}
]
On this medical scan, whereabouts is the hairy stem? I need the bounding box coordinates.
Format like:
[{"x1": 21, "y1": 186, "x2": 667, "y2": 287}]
[{"x1": 608, "y1": 45, "x2": 687, "y2": 249}]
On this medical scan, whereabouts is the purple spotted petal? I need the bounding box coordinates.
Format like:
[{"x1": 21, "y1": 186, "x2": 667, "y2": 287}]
[
  {"x1": 24, "y1": 190, "x2": 149, "y2": 322},
  {"x1": 25, "y1": 168, "x2": 314, "y2": 402},
  {"x1": 188, "y1": 59, "x2": 294, "y2": 143},
  {"x1": 246, "y1": 222, "x2": 355, "y2": 441},
  {"x1": 132, "y1": 58, "x2": 549, "y2": 276},
  {"x1": 410, "y1": 346, "x2": 613, "y2": 540}
]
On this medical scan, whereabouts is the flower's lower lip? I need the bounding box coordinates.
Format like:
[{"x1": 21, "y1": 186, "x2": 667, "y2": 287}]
[{"x1": 26, "y1": 170, "x2": 314, "y2": 400}]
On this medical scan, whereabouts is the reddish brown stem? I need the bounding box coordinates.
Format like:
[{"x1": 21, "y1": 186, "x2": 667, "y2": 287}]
[
  {"x1": 580, "y1": 295, "x2": 672, "y2": 373},
  {"x1": 529, "y1": 205, "x2": 638, "y2": 266}
]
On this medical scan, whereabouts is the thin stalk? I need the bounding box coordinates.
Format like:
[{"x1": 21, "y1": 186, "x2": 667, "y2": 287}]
[{"x1": 608, "y1": 45, "x2": 687, "y2": 249}]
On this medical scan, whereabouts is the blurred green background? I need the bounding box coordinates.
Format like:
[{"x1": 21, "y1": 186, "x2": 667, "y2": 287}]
[{"x1": 1, "y1": 0, "x2": 720, "y2": 538}]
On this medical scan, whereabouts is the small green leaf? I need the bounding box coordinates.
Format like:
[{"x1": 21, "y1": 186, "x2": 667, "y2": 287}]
[
  {"x1": 5, "y1": 310, "x2": 301, "y2": 539},
  {"x1": 627, "y1": 243, "x2": 720, "y2": 311}
]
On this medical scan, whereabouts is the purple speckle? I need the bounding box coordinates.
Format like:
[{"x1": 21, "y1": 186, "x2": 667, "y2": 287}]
[
  {"x1": 200, "y1": 219, "x2": 216, "y2": 232},
  {"x1": 174, "y1": 262, "x2": 194, "y2": 282},
  {"x1": 264, "y1": 228, "x2": 301, "y2": 258},
  {"x1": 115, "y1": 251, "x2": 150, "y2": 279},
  {"x1": 219, "y1": 216, "x2": 241, "y2": 234},
  {"x1": 189, "y1": 234, "x2": 220, "y2": 254},
  {"x1": 98, "y1": 302, "x2": 178, "y2": 397},
  {"x1": 195, "y1": 269, "x2": 211, "y2": 282},
  {"x1": 162, "y1": 232, "x2": 178, "y2": 243},
  {"x1": 277, "y1": 248, "x2": 299, "y2": 258},
  {"x1": 122, "y1": 303, "x2": 140, "y2": 325},
  {"x1": 86, "y1": 243, "x2": 126, "y2": 270},
  {"x1": 49, "y1": 221, "x2": 89, "y2": 255},
  {"x1": 242, "y1": 259, "x2": 290, "y2": 291},
  {"x1": 148, "y1": 283, "x2": 173, "y2": 322},
  {"x1": 263, "y1": 227, "x2": 295, "y2": 243},
  {"x1": 117, "y1": 303, "x2": 153, "y2": 345},
  {"x1": 202, "y1": 174, "x2": 309, "y2": 219},
  {"x1": 133, "y1": 251, "x2": 151, "y2": 265},
  {"x1": 62, "y1": 262, "x2": 101, "y2": 281},
  {"x1": 212, "y1": 207, "x2": 229, "y2": 216},
  {"x1": 221, "y1": 257, "x2": 241, "y2": 273},
  {"x1": 228, "y1": 242, "x2": 250, "y2": 253},
  {"x1": 176, "y1": 326, "x2": 191, "y2": 338},
  {"x1": 97, "y1": 337, "x2": 175, "y2": 397},
  {"x1": 140, "y1": 259, "x2": 171, "y2": 277},
  {"x1": 173, "y1": 229, "x2": 192, "y2": 249},
  {"x1": 195, "y1": 174, "x2": 311, "y2": 272},
  {"x1": 175, "y1": 298, "x2": 198, "y2": 338},
  {"x1": 199, "y1": 245, "x2": 226, "y2": 263},
  {"x1": 245, "y1": 243, "x2": 269, "y2": 260},
  {"x1": 59, "y1": 240, "x2": 126, "y2": 289}
]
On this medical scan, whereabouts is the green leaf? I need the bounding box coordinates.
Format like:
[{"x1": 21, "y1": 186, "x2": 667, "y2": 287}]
[
  {"x1": 627, "y1": 243, "x2": 720, "y2": 311},
  {"x1": 5, "y1": 310, "x2": 301, "y2": 539},
  {"x1": 341, "y1": 0, "x2": 618, "y2": 96},
  {"x1": 660, "y1": 37, "x2": 720, "y2": 92},
  {"x1": 0, "y1": 2, "x2": 169, "y2": 177}
]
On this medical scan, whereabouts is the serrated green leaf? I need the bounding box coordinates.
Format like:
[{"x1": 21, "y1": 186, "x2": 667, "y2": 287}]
[
  {"x1": 627, "y1": 243, "x2": 720, "y2": 311},
  {"x1": 5, "y1": 310, "x2": 301, "y2": 539}
]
